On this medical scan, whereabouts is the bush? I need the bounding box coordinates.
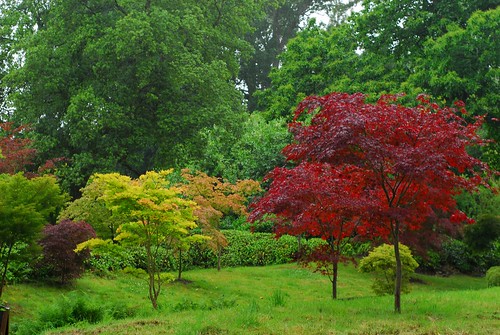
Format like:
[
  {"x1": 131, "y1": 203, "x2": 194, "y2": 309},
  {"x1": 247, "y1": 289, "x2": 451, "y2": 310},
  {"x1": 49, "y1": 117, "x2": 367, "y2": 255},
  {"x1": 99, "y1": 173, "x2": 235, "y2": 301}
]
[
  {"x1": 219, "y1": 230, "x2": 298, "y2": 267},
  {"x1": 359, "y1": 243, "x2": 419, "y2": 295},
  {"x1": 38, "y1": 220, "x2": 96, "y2": 284},
  {"x1": 441, "y1": 239, "x2": 480, "y2": 273},
  {"x1": 485, "y1": 266, "x2": 500, "y2": 287},
  {"x1": 464, "y1": 215, "x2": 500, "y2": 252}
]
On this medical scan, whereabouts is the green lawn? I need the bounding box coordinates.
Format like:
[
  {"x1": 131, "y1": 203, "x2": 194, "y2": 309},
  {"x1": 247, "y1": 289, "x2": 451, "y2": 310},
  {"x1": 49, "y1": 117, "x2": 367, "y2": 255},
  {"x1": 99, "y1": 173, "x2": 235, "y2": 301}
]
[{"x1": 3, "y1": 264, "x2": 499, "y2": 334}]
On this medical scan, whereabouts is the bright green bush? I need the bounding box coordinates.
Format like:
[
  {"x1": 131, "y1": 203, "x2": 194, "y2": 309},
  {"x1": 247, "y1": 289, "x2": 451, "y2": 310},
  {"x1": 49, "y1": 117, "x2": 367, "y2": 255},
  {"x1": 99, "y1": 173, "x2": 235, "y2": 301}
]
[
  {"x1": 485, "y1": 266, "x2": 500, "y2": 287},
  {"x1": 359, "y1": 243, "x2": 419, "y2": 295}
]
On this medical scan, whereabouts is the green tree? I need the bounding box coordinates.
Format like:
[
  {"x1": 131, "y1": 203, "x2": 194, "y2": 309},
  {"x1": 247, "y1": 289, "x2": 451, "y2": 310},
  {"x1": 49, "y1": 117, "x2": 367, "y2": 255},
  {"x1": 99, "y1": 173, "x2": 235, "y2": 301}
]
[
  {"x1": 258, "y1": 20, "x2": 414, "y2": 120},
  {"x1": 201, "y1": 113, "x2": 291, "y2": 181},
  {"x1": 410, "y1": 7, "x2": 500, "y2": 169},
  {"x1": 0, "y1": 173, "x2": 67, "y2": 297},
  {"x1": 59, "y1": 174, "x2": 127, "y2": 240},
  {"x1": 79, "y1": 170, "x2": 203, "y2": 309},
  {"x1": 3, "y1": 0, "x2": 261, "y2": 196},
  {"x1": 241, "y1": 0, "x2": 360, "y2": 111}
]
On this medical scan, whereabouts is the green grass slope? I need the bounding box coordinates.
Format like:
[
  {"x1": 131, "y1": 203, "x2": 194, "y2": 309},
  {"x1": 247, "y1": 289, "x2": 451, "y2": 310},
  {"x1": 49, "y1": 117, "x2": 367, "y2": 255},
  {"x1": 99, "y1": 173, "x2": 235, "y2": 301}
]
[{"x1": 4, "y1": 264, "x2": 499, "y2": 335}]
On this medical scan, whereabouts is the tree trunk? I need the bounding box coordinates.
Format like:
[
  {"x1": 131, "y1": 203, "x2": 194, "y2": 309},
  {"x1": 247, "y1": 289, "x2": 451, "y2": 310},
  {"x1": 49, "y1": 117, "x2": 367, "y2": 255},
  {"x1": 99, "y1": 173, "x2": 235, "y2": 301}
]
[
  {"x1": 148, "y1": 272, "x2": 158, "y2": 309},
  {"x1": 332, "y1": 261, "x2": 338, "y2": 299},
  {"x1": 0, "y1": 245, "x2": 13, "y2": 298},
  {"x1": 393, "y1": 240, "x2": 402, "y2": 313},
  {"x1": 178, "y1": 249, "x2": 182, "y2": 280},
  {"x1": 217, "y1": 245, "x2": 221, "y2": 272},
  {"x1": 145, "y1": 243, "x2": 159, "y2": 309}
]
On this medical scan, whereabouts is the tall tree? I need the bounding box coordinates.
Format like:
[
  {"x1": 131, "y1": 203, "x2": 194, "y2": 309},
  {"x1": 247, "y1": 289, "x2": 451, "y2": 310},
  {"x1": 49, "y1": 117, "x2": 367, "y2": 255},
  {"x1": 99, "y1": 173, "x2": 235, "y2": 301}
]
[
  {"x1": 254, "y1": 92, "x2": 489, "y2": 312},
  {"x1": 2, "y1": 0, "x2": 261, "y2": 196},
  {"x1": 240, "y1": 0, "x2": 360, "y2": 111},
  {"x1": 258, "y1": 20, "x2": 412, "y2": 121},
  {"x1": 410, "y1": 7, "x2": 500, "y2": 170}
]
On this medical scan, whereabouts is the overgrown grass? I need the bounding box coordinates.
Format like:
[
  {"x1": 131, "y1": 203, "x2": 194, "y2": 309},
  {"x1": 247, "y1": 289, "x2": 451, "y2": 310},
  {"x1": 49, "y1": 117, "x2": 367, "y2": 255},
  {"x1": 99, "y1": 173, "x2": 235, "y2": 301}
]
[{"x1": 3, "y1": 264, "x2": 498, "y2": 335}]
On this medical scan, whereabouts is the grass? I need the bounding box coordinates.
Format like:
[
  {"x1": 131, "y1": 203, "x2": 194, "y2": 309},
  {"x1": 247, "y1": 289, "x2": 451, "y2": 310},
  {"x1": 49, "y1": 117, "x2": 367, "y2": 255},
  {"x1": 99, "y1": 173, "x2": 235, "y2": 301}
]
[{"x1": 3, "y1": 263, "x2": 499, "y2": 334}]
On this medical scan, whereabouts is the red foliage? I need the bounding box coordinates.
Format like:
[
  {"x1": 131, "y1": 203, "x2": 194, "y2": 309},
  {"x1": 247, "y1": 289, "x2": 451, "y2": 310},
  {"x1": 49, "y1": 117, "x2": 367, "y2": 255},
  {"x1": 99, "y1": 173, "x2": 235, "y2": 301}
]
[
  {"x1": 250, "y1": 92, "x2": 489, "y2": 302},
  {"x1": 0, "y1": 122, "x2": 37, "y2": 174},
  {"x1": 281, "y1": 92, "x2": 488, "y2": 238},
  {"x1": 39, "y1": 219, "x2": 96, "y2": 284},
  {"x1": 250, "y1": 162, "x2": 374, "y2": 240}
]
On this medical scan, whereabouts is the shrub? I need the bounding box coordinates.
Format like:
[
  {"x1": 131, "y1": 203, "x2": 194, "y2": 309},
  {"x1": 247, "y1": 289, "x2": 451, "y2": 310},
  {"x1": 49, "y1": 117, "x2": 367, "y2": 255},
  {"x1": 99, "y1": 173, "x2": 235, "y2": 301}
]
[
  {"x1": 464, "y1": 215, "x2": 500, "y2": 252},
  {"x1": 219, "y1": 230, "x2": 298, "y2": 267},
  {"x1": 485, "y1": 266, "x2": 500, "y2": 287},
  {"x1": 359, "y1": 243, "x2": 419, "y2": 295},
  {"x1": 38, "y1": 219, "x2": 96, "y2": 284},
  {"x1": 441, "y1": 239, "x2": 479, "y2": 273}
]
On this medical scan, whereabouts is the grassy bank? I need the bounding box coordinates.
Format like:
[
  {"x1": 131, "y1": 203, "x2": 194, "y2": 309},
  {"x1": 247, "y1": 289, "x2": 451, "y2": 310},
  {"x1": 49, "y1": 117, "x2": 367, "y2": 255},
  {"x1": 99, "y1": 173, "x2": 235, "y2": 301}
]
[{"x1": 3, "y1": 264, "x2": 498, "y2": 334}]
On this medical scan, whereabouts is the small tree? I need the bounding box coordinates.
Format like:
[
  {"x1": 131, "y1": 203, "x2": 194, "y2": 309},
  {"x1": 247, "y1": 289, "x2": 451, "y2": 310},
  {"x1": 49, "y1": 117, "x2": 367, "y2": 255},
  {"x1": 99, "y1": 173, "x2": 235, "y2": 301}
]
[
  {"x1": 180, "y1": 169, "x2": 261, "y2": 272},
  {"x1": 250, "y1": 162, "x2": 372, "y2": 299},
  {"x1": 86, "y1": 170, "x2": 203, "y2": 309},
  {"x1": 0, "y1": 173, "x2": 67, "y2": 297},
  {"x1": 39, "y1": 219, "x2": 96, "y2": 284},
  {"x1": 359, "y1": 244, "x2": 419, "y2": 295},
  {"x1": 59, "y1": 175, "x2": 126, "y2": 240}
]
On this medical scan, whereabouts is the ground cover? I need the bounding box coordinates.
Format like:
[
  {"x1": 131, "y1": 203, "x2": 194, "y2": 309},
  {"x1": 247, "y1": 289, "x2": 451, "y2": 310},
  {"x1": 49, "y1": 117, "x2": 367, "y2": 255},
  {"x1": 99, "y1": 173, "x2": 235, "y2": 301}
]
[{"x1": 3, "y1": 264, "x2": 498, "y2": 335}]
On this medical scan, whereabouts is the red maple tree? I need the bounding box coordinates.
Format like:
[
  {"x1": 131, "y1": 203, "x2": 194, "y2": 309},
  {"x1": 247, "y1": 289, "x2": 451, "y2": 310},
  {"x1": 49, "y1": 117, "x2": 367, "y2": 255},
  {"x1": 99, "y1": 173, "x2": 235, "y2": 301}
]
[
  {"x1": 0, "y1": 122, "x2": 36, "y2": 174},
  {"x1": 250, "y1": 162, "x2": 375, "y2": 299},
  {"x1": 251, "y1": 92, "x2": 490, "y2": 312}
]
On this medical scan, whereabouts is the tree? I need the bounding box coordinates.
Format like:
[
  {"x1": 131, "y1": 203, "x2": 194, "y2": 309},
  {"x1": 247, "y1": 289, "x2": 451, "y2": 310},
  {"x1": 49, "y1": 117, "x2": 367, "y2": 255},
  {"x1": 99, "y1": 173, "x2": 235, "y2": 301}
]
[
  {"x1": 179, "y1": 169, "x2": 261, "y2": 272},
  {"x1": 258, "y1": 20, "x2": 413, "y2": 121},
  {"x1": 410, "y1": 7, "x2": 500, "y2": 170},
  {"x1": 250, "y1": 162, "x2": 372, "y2": 298},
  {"x1": 39, "y1": 219, "x2": 96, "y2": 284},
  {"x1": 3, "y1": 0, "x2": 261, "y2": 196},
  {"x1": 59, "y1": 174, "x2": 128, "y2": 240},
  {"x1": 0, "y1": 122, "x2": 36, "y2": 174},
  {"x1": 240, "y1": 0, "x2": 360, "y2": 111},
  {"x1": 256, "y1": 92, "x2": 489, "y2": 312},
  {"x1": 82, "y1": 171, "x2": 202, "y2": 309},
  {"x1": 201, "y1": 113, "x2": 291, "y2": 181},
  {"x1": 0, "y1": 173, "x2": 67, "y2": 297}
]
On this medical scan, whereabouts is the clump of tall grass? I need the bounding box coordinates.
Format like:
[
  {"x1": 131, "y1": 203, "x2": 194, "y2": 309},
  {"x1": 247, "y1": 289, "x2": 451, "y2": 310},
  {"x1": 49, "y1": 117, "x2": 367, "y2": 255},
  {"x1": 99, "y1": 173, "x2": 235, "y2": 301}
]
[
  {"x1": 270, "y1": 289, "x2": 287, "y2": 307},
  {"x1": 13, "y1": 291, "x2": 137, "y2": 335}
]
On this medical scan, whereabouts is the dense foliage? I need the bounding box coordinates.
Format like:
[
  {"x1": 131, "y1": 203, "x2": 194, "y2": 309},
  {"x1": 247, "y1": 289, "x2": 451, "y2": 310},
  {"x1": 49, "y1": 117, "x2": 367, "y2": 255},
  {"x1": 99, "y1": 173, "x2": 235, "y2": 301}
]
[
  {"x1": 359, "y1": 243, "x2": 418, "y2": 295},
  {"x1": 0, "y1": 173, "x2": 67, "y2": 296},
  {"x1": 39, "y1": 219, "x2": 96, "y2": 284}
]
